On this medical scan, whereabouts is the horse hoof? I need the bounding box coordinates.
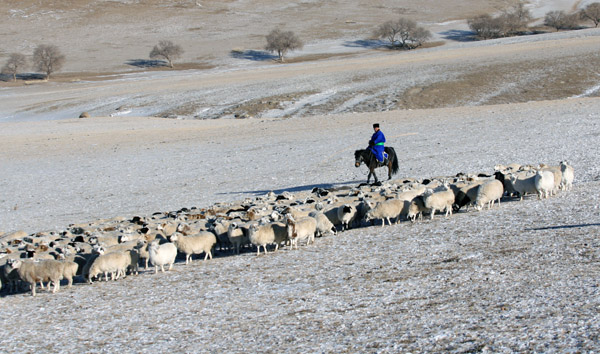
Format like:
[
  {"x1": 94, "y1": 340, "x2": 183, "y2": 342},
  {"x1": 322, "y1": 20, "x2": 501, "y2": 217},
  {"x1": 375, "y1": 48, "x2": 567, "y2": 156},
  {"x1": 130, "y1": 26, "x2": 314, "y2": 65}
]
[{"x1": 372, "y1": 181, "x2": 382, "y2": 187}]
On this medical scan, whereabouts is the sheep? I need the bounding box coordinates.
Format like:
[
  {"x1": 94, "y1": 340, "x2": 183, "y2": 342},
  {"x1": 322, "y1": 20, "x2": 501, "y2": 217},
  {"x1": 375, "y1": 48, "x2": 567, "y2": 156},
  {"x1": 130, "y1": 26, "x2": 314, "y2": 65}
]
[
  {"x1": 407, "y1": 196, "x2": 427, "y2": 223},
  {"x1": 559, "y1": 161, "x2": 574, "y2": 191},
  {"x1": 1, "y1": 261, "x2": 21, "y2": 293},
  {"x1": 9, "y1": 259, "x2": 64, "y2": 296},
  {"x1": 81, "y1": 245, "x2": 105, "y2": 281},
  {"x1": 451, "y1": 181, "x2": 485, "y2": 211},
  {"x1": 308, "y1": 211, "x2": 337, "y2": 236},
  {"x1": 540, "y1": 166, "x2": 562, "y2": 195},
  {"x1": 534, "y1": 170, "x2": 555, "y2": 199},
  {"x1": 135, "y1": 240, "x2": 150, "y2": 270},
  {"x1": 157, "y1": 222, "x2": 178, "y2": 237},
  {"x1": 126, "y1": 249, "x2": 140, "y2": 276},
  {"x1": 338, "y1": 203, "x2": 358, "y2": 231},
  {"x1": 227, "y1": 222, "x2": 250, "y2": 255},
  {"x1": 494, "y1": 171, "x2": 517, "y2": 197},
  {"x1": 247, "y1": 222, "x2": 288, "y2": 255},
  {"x1": 60, "y1": 260, "x2": 79, "y2": 288},
  {"x1": 170, "y1": 231, "x2": 216, "y2": 264},
  {"x1": 148, "y1": 240, "x2": 177, "y2": 274},
  {"x1": 508, "y1": 172, "x2": 537, "y2": 201},
  {"x1": 87, "y1": 251, "x2": 131, "y2": 283},
  {"x1": 474, "y1": 180, "x2": 504, "y2": 210},
  {"x1": 364, "y1": 199, "x2": 406, "y2": 227},
  {"x1": 423, "y1": 186, "x2": 455, "y2": 219},
  {"x1": 285, "y1": 214, "x2": 317, "y2": 250},
  {"x1": 210, "y1": 219, "x2": 233, "y2": 251}
]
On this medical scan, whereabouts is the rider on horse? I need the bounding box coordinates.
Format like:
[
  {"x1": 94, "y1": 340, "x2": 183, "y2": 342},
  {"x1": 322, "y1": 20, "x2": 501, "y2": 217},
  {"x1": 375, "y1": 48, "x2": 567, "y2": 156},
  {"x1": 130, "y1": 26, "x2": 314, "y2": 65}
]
[{"x1": 368, "y1": 123, "x2": 387, "y2": 164}]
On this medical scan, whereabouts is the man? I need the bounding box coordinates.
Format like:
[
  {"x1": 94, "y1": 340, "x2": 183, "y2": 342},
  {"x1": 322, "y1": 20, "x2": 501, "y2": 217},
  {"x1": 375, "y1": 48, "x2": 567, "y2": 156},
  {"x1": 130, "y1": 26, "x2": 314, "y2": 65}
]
[{"x1": 368, "y1": 123, "x2": 387, "y2": 163}]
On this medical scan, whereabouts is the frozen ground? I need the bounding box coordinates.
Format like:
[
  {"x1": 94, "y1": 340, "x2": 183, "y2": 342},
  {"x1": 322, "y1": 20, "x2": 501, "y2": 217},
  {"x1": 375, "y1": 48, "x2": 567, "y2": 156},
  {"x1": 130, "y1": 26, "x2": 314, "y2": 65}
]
[
  {"x1": 1, "y1": 97, "x2": 600, "y2": 352},
  {"x1": 1, "y1": 1, "x2": 600, "y2": 352}
]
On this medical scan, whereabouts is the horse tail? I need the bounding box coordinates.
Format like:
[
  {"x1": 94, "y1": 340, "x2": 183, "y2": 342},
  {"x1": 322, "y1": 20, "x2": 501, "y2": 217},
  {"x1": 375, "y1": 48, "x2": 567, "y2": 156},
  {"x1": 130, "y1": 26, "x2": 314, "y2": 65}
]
[{"x1": 386, "y1": 147, "x2": 400, "y2": 176}]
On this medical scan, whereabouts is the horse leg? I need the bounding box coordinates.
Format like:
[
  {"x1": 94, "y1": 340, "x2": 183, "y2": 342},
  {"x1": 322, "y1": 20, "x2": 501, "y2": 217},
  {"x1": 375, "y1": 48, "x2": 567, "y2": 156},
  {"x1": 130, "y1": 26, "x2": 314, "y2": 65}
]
[
  {"x1": 388, "y1": 161, "x2": 393, "y2": 180},
  {"x1": 367, "y1": 170, "x2": 372, "y2": 184}
]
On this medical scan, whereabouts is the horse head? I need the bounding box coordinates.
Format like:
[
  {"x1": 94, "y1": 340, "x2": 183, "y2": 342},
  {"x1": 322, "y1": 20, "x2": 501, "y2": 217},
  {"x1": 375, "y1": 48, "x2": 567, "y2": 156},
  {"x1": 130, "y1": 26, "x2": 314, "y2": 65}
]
[{"x1": 354, "y1": 150, "x2": 364, "y2": 167}]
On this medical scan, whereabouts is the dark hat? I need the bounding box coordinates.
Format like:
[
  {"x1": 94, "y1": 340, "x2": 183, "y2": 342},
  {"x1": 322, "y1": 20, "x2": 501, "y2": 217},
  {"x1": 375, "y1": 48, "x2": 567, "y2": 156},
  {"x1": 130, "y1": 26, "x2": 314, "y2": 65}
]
[{"x1": 373, "y1": 123, "x2": 380, "y2": 128}]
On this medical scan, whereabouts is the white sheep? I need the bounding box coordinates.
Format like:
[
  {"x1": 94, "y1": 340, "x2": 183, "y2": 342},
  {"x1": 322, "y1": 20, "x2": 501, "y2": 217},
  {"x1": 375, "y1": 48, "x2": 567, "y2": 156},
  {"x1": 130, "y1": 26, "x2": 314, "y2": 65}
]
[
  {"x1": 474, "y1": 179, "x2": 504, "y2": 210},
  {"x1": 87, "y1": 251, "x2": 131, "y2": 283},
  {"x1": 541, "y1": 166, "x2": 562, "y2": 195},
  {"x1": 559, "y1": 161, "x2": 574, "y2": 190},
  {"x1": 227, "y1": 222, "x2": 249, "y2": 255},
  {"x1": 364, "y1": 199, "x2": 406, "y2": 227},
  {"x1": 508, "y1": 172, "x2": 537, "y2": 201},
  {"x1": 338, "y1": 204, "x2": 358, "y2": 231},
  {"x1": 148, "y1": 240, "x2": 178, "y2": 274},
  {"x1": 247, "y1": 222, "x2": 288, "y2": 255},
  {"x1": 60, "y1": 260, "x2": 79, "y2": 288},
  {"x1": 285, "y1": 214, "x2": 317, "y2": 250},
  {"x1": 308, "y1": 211, "x2": 337, "y2": 237},
  {"x1": 9, "y1": 259, "x2": 64, "y2": 296},
  {"x1": 423, "y1": 187, "x2": 455, "y2": 219},
  {"x1": 170, "y1": 231, "x2": 216, "y2": 264},
  {"x1": 534, "y1": 170, "x2": 555, "y2": 199}
]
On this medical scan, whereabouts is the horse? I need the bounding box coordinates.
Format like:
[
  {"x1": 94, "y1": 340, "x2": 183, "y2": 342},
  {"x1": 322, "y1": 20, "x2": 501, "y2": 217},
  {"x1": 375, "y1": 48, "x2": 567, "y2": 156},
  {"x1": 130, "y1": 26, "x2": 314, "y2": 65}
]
[{"x1": 354, "y1": 147, "x2": 399, "y2": 184}]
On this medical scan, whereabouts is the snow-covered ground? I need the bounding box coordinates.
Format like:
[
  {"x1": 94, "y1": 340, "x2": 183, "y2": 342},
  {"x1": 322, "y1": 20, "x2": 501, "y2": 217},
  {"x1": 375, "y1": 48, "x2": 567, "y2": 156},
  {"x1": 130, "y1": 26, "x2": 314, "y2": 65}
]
[{"x1": 1, "y1": 97, "x2": 599, "y2": 352}]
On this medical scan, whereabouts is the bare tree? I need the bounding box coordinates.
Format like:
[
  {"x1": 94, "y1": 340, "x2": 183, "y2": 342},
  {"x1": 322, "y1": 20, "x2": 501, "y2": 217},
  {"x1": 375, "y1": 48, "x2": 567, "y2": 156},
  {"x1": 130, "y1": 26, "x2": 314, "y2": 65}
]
[
  {"x1": 468, "y1": 14, "x2": 505, "y2": 39},
  {"x1": 2, "y1": 53, "x2": 27, "y2": 81},
  {"x1": 500, "y1": 1, "x2": 532, "y2": 35},
  {"x1": 149, "y1": 40, "x2": 184, "y2": 68},
  {"x1": 265, "y1": 29, "x2": 303, "y2": 61},
  {"x1": 374, "y1": 18, "x2": 431, "y2": 49},
  {"x1": 544, "y1": 10, "x2": 579, "y2": 31},
  {"x1": 33, "y1": 44, "x2": 65, "y2": 80},
  {"x1": 580, "y1": 2, "x2": 600, "y2": 27}
]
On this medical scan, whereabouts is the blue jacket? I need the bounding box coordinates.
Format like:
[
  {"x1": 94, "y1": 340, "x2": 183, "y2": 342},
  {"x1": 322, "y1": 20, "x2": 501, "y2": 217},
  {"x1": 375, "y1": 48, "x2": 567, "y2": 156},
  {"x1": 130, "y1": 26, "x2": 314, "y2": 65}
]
[{"x1": 368, "y1": 130, "x2": 386, "y2": 162}]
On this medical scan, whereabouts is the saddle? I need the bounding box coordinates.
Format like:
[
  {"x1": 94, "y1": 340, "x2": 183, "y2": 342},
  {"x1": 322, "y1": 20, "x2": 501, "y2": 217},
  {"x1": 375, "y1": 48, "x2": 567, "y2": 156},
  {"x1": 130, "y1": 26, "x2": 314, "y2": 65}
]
[{"x1": 377, "y1": 152, "x2": 389, "y2": 166}]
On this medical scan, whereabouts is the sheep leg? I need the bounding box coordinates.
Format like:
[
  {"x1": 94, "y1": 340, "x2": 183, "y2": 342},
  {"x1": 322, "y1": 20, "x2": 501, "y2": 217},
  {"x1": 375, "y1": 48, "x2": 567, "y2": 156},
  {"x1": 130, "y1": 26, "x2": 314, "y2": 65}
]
[
  {"x1": 168, "y1": 262, "x2": 173, "y2": 271},
  {"x1": 31, "y1": 282, "x2": 36, "y2": 297},
  {"x1": 145, "y1": 258, "x2": 149, "y2": 270},
  {"x1": 155, "y1": 266, "x2": 159, "y2": 274},
  {"x1": 52, "y1": 279, "x2": 60, "y2": 294}
]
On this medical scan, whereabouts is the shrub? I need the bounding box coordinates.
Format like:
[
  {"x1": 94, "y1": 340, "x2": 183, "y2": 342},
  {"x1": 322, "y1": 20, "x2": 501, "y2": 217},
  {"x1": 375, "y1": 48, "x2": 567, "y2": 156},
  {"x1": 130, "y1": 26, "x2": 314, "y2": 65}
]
[
  {"x1": 544, "y1": 10, "x2": 579, "y2": 31},
  {"x1": 374, "y1": 17, "x2": 431, "y2": 49}
]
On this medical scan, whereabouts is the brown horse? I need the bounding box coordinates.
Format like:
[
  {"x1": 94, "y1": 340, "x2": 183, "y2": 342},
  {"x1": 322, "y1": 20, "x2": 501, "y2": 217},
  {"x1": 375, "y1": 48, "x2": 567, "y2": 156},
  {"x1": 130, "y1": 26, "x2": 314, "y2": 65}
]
[{"x1": 354, "y1": 147, "x2": 399, "y2": 184}]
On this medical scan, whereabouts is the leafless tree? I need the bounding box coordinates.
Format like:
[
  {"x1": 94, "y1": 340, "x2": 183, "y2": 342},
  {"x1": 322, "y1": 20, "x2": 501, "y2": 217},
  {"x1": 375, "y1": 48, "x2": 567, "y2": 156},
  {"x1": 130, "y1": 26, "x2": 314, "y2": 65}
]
[
  {"x1": 468, "y1": 14, "x2": 505, "y2": 39},
  {"x1": 1, "y1": 53, "x2": 27, "y2": 81},
  {"x1": 544, "y1": 10, "x2": 579, "y2": 31},
  {"x1": 33, "y1": 44, "x2": 65, "y2": 80},
  {"x1": 500, "y1": 1, "x2": 532, "y2": 35},
  {"x1": 265, "y1": 29, "x2": 303, "y2": 61},
  {"x1": 149, "y1": 40, "x2": 184, "y2": 68},
  {"x1": 580, "y1": 2, "x2": 600, "y2": 27},
  {"x1": 374, "y1": 18, "x2": 431, "y2": 49}
]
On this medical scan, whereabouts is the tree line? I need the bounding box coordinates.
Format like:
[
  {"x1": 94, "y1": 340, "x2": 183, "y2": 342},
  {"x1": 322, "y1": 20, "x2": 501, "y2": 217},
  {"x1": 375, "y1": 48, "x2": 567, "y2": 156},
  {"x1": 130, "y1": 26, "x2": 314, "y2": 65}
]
[
  {"x1": 4, "y1": 3, "x2": 600, "y2": 82},
  {"x1": 468, "y1": 1, "x2": 600, "y2": 39}
]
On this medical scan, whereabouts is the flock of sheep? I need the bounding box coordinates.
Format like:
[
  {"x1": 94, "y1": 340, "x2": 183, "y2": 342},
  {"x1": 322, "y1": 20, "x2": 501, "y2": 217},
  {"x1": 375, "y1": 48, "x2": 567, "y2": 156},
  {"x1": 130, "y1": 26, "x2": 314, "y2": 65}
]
[{"x1": 0, "y1": 161, "x2": 574, "y2": 297}]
